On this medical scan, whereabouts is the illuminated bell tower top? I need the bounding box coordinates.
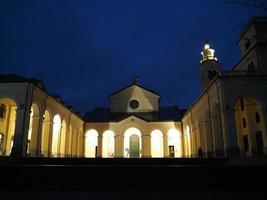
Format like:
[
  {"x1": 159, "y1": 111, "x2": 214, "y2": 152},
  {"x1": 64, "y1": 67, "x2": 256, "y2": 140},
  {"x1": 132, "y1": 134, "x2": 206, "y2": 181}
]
[{"x1": 200, "y1": 43, "x2": 218, "y2": 64}]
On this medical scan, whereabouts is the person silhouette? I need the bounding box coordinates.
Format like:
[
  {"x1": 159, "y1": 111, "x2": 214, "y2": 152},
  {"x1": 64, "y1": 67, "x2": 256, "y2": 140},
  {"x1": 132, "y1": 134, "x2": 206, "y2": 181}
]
[
  {"x1": 125, "y1": 147, "x2": 130, "y2": 158},
  {"x1": 198, "y1": 147, "x2": 203, "y2": 158}
]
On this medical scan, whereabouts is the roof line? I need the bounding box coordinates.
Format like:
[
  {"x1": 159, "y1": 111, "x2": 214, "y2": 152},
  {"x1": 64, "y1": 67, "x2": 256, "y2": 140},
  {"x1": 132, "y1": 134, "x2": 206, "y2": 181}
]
[{"x1": 108, "y1": 83, "x2": 160, "y2": 99}]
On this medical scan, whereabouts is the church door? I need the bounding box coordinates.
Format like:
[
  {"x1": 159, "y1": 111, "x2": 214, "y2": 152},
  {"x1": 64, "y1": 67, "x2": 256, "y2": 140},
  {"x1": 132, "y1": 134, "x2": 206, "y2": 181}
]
[{"x1": 130, "y1": 134, "x2": 139, "y2": 158}]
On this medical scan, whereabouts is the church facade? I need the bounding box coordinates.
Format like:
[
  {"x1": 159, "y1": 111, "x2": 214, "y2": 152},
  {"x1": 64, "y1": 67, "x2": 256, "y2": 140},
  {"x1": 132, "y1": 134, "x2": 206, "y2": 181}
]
[{"x1": 0, "y1": 16, "x2": 267, "y2": 158}]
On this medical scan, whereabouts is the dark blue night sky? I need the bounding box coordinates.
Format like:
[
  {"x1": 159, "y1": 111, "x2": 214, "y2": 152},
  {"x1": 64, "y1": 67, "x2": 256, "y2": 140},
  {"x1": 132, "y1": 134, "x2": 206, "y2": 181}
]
[{"x1": 0, "y1": 0, "x2": 265, "y2": 114}]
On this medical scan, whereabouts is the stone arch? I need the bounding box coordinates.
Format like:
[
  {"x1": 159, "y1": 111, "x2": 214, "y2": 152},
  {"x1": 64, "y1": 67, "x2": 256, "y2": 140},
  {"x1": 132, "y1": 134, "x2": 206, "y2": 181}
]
[
  {"x1": 102, "y1": 130, "x2": 115, "y2": 158},
  {"x1": 124, "y1": 127, "x2": 142, "y2": 158},
  {"x1": 151, "y1": 129, "x2": 163, "y2": 158},
  {"x1": 167, "y1": 128, "x2": 182, "y2": 158},
  {"x1": 41, "y1": 110, "x2": 51, "y2": 157},
  {"x1": 234, "y1": 96, "x2": 267, "y2": 156},
  {"x1": 67, "y1": 124, "x2": 73, "y2": 157},
  {"x1": 85, "y1": 129, "x2": 98, "y2": 158},
  {"x1": 59, "y1": 120, "x2": 67, "y2": 157},
  {"x1": 211, "y1": 103, "x2": 224, "y2": 157},
  {"x1": 51, "y1": 114, "x2": 61, "y2": 157},
  {"x1": 0, "y1": 98, "x2": 17, "y2": 155}
]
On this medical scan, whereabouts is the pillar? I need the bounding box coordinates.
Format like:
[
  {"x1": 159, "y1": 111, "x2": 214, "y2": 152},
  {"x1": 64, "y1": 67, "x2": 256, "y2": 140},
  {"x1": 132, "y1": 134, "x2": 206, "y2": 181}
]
[
  {"x1": 77, "y1": 131, "x2": 83, "y2": 157},
  {"x1": 68, "y1": 129, "x2": 73, "y2": 157},
  {"x1": 71, "y1": 130, "x2": 77, "y2": 157},
  {"x1": 190, "y1": 126, "x2": 196, "y2": 157},
  {"x1": 11, "y1": 106, "x2": 31, "y2": 157},
  {"x1": 246, "y1": 107, "x2": 257, "y2": 155},
  {"x1": 29, "y1": 114, "x2": 41, "y2": 156},
  {"x1": 65, "y1": 128, "x2": 70, "y2": 157},
  {"x1": 263, "y1": 109, "x2": 267, "y2": 154},
  {"x1": 97, "y1": 134, "x2": 102, "y2": 158},
  {"x1": 47, "y1": 121, "x2": 53, "y2": 157},
  {"x1": 142, "y1": 134, "x2": 151, "y2": 158},
  {"x1": 115, "y1": 132, "x2": 123, "y2": 158},
  {"x1": 36, "y1": 111, "x2": 45, "y2": 157},
  {"x1": 163, "y1": 133, "x2": 168, "y2": 157},
  {"x1": 223, "y1": 108, "x2": 240, "y2": 157}
]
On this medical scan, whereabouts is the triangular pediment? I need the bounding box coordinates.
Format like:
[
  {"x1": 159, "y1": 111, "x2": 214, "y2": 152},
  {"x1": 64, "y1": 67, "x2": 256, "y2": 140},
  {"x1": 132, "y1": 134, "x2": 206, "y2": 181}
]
[{"x1": 108, "y1": 83, "x2": 160, "y2": 113}]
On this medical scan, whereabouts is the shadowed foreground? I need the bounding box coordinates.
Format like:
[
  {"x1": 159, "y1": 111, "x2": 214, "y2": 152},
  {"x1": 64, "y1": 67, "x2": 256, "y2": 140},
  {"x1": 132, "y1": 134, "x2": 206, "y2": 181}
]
[{"x1": 0, "y1": 157, "x2": 267, "y2": 199}]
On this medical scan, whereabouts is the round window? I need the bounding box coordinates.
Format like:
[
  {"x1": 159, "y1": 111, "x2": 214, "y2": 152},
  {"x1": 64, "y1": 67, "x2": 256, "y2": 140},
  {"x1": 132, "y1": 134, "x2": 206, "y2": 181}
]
[{"x1": 129, "y1": 100, "x2": 139, "y2": 109}]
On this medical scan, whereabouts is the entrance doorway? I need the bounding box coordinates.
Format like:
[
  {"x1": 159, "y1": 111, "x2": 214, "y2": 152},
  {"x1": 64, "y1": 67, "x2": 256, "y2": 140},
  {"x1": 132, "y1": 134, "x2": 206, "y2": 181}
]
[
  {"x1": 124, "y1": 127, "x2": 142, "y2": 158},
  {"x1": 130, "y1": 134, "x2": 139, "y2": 158}
]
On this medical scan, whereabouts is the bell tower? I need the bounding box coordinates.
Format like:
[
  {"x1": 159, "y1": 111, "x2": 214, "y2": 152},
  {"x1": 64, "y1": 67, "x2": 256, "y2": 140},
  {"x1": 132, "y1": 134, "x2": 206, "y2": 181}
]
[{"x1": 200, "y1": 42, "x2": 221, "y2": 91}]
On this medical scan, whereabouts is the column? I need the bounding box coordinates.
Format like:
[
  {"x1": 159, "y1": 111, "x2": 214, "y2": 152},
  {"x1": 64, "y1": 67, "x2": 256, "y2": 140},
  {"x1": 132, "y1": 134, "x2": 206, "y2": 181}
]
[
  {"x1": 115, "y1": 133, "x2": 123, "y2": 158},
  {"x1": 142, "y1": 134, "x2": 151, "y2": 158},
  {"x1": 223, "y1": 108, "x2": 240, "y2": 157},
  {"x1": 263, "y1": 109, "x2": 267, "y2": 154},
  {"x1": 97, "y1": 134, "x2": 102, "y2": 158},
  {"x1": 246, "y1": 108, "x2": 257, "y2": 156},
  {"x1": 47, "y1": 121, "x2": 53, "y2": 157},
  {"x1": 76, "y1": 131, "x2": 80, "y2": 157},
  {"x1": 80, "y1": 131, "x2": 85, "y2": 157},
  {"x1": 68, "y1": 129, "x2": 73, "y2": 157},
  {"x1": 71, "y1": 130, "x2": 77, "y2": 157},
  {"x1": 36, "y1": 111, "x2": 45, "y2": 157},
  {"x1": 11, "y1": 106, "x2": 31, "y2": 157},
  {"x1": 190, "y1": 126, "x2": 196, "y2": 157},
  {"x1": 163, "y1": 133, "x2": 169, "y2": 157},
  {"x1": 77, "y1": 131, "x2": 83, "y2": 157},
  {"x1": 65, "y1": 128, "x2": 70, "y2": 157},
  {"x1": 29, "y1": 114, "x2": 41, "y2": 156}
]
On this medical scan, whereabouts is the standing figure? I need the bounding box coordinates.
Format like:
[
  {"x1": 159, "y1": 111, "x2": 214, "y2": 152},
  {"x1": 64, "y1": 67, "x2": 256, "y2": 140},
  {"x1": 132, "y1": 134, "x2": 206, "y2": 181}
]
[{"x1": 198, "y1": 147, "x2": 203, "y2": 158}]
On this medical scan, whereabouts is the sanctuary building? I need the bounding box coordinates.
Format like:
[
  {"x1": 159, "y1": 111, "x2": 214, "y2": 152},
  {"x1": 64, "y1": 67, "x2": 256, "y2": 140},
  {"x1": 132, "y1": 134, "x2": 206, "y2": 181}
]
[{"x1": 0, "y1": 16, "x2": 267, "y2": 158}]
